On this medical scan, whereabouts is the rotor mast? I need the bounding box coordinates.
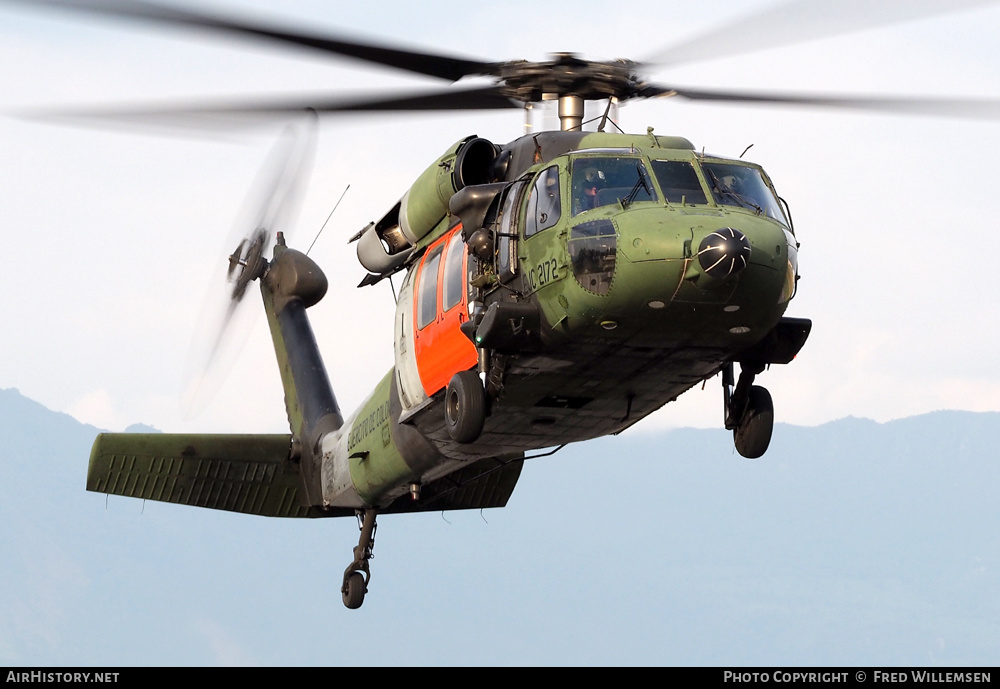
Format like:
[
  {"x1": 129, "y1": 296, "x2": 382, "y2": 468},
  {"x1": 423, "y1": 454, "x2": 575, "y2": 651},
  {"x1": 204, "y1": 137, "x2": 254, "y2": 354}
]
[
  {"x1": 498, "y1": 54, "x2": 641, "y2": 133},
  {"x1": 558, "y1": 96, "x2": 585, "y2": 131}
]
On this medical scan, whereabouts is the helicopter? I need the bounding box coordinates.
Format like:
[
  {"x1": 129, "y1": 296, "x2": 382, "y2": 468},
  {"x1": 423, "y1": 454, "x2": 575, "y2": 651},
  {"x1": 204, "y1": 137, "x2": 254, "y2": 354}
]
[{"x1": 10, "y1": 0, "x2": 1000, "y2": 610}]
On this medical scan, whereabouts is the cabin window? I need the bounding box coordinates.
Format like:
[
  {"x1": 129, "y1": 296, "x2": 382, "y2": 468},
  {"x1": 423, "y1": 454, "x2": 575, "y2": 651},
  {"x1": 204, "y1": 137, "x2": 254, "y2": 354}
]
[
  {"x1": 496, "y1": 180, "x2": 527, "y2": 283},
  {"x1": 524, "y1": 166, "x2": 561, "y2": 238},
  {"x1": 702, "y1": 162, "x2": 789, "y2": 226},
  {"x1": 650, "y1": 160, "x2": 708, "y2": 205},
  {"x1": 441, "y1": 233, "x2": 466, "y2": 312},
  {"x1": 417, "y1": 245, "x2": 442, "y2": 330},
  {"x1": 572, "y1": 157, "x2": 655, "y2": 216},
  {"x1": 569, "y1": 219, "x2": 617, "y2": 296}
]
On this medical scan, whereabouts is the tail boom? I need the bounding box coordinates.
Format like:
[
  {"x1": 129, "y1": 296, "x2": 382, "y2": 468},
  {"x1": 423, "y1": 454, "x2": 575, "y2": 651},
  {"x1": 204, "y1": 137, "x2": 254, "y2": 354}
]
[{"x1": 261, "y1": 237, "x2": 342, "y2": 505}]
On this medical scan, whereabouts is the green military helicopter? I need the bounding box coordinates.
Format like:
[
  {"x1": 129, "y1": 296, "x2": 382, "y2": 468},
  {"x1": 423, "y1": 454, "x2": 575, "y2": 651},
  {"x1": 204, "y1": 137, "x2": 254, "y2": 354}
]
[{"x1": 18, "y1": 0, "x2": 1000, "y2": 609}]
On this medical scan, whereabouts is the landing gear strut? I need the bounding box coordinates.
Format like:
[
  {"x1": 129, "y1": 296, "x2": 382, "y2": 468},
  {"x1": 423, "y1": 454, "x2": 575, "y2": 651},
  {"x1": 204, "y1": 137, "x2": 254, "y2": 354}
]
[
  {"x1": 723, "y1": 362, "x2": 774, "y2": 459},
  {"x1": 341, "y1": 508, "x2": 377, "y2": 609}
]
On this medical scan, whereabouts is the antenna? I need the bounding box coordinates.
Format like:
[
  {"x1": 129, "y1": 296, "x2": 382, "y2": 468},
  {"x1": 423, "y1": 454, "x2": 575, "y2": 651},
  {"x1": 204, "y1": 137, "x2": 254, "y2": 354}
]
[{"x1": 306, "y1": 184, "x2": 350, "y2": 256}]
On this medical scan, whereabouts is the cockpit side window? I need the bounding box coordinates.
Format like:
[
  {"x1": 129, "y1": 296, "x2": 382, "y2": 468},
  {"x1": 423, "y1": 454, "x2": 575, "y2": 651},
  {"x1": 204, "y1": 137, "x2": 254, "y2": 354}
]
[
  {"x1": 650, "y1": 160, "x2": 708, "y2": 205},
  {"x1": 496, "y1": 180, "x2": 527, "y2": 283},
  {"x1": 702, "y1": 162, "x2": 789, "y2": 226},
  {"x1": 572, "y1": 157, "x2": 656, "y2": 216},
  {"x1": 524, "y1": 166, "x2": 561, "y2": 238}
]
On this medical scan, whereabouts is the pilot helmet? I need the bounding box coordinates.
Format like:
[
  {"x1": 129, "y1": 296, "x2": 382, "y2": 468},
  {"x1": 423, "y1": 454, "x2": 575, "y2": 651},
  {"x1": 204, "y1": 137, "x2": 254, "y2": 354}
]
[{"x1": 583, "y1": 168, "x2": 606, "y2": 188}]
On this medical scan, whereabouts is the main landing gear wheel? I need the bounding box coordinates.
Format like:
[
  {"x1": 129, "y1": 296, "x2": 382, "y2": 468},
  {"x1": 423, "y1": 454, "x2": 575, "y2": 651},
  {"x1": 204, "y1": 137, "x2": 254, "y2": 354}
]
[
  {"x1": 723, "y1": 363, "x2": 774, "y2": 459},
  {"x1": 444, "y1": 370, "x2": 486, "y2": 443},
  {"x1": 733, "y1": 385, "x2": 774, "y2": 459},
  {"x1": 341, "y1": 509, "x2": 377, "y2": 610}
]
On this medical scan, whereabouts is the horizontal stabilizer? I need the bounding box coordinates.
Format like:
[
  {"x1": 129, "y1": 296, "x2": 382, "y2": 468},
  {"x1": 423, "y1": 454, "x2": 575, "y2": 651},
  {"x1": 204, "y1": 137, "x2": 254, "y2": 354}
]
[
  {"x1": 87, "y1": 433, "x2": 352, "y2": 518},
  {"x1": 89, "y1": 434, "x2": 523, "y2": 518}
]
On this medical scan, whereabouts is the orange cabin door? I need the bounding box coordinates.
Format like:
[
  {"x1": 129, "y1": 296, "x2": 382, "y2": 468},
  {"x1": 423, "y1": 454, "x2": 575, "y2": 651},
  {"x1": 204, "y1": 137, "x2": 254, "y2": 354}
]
[{"x1": 413, "y1": 226, "x2": 478, "y2": 396}]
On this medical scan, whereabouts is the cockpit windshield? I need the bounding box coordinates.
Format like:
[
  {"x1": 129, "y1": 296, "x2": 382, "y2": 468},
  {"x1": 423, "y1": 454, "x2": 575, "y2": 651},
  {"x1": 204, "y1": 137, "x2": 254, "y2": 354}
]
[
  {"x1": 702, "y1": 162, "x2": 788, "y2": 226},
  {"x1": 650, "y1": 160, "x2": 708, "y2": 205},
  {"x1": 571, "y1": 156, "x2": 656, "y2": 216}
]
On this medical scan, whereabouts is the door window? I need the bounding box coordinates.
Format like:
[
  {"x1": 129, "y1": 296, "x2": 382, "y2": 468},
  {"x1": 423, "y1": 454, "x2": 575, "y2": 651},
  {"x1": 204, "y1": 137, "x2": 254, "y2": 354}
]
[
  {"x1": 417, "y1": 245, "x2": 442, "y2": 330},
  {"x1": 441, "y1": 232, "x2": 466, "y2": 313},
  {"x1": 496, "y1": 180, "x2": 527, "y2": 283},
  {"x1": 524, "y1": 166, "x2": 561, "y2": 238}
]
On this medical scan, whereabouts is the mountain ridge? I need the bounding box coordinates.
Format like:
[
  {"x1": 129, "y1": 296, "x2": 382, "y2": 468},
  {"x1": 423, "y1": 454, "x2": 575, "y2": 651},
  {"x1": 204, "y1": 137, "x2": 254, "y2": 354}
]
[{"x1": 1, "y1": 386, "x2": 996, "y2": 666}]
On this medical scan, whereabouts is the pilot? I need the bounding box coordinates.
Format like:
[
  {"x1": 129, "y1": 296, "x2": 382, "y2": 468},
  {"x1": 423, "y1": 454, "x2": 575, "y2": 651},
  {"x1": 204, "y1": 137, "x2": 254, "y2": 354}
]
[
  {"x1": 717, "y1": 174, "x2": 742, "y2": 194},
  {"x1": 717, "y1": 171, "x2": 761, "y2": 210},
  {"x1": 576, "y1": 167, "x2": 606, "y2": 213}
]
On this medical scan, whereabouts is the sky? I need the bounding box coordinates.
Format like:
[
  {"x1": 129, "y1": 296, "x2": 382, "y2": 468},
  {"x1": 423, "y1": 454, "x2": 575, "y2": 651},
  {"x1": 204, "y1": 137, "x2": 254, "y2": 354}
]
[{"x1": 1, "y1": 0, "x2": 999, "y2": 437}]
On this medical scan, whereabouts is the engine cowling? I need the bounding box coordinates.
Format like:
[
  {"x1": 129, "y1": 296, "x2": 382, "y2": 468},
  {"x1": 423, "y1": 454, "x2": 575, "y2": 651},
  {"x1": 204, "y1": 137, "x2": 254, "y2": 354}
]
[
  {"x1": 357, "y1": 136, "x2": 499, "y2": 277},
  {"x1": 399, "y1": 135, "x2": 498, "y2": 244}
]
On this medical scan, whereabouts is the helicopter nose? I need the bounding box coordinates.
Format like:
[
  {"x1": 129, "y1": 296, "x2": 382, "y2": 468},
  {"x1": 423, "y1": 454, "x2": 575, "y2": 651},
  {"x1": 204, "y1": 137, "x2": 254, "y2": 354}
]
[{"x1": 697, "y1": 227, "x2": 752, "y2": 279}]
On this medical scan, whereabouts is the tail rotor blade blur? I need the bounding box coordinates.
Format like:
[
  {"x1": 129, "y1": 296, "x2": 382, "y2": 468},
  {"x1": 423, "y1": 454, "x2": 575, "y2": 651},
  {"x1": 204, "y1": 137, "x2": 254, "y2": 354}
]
[{"x1": 182, "y1": 114, "x2": 317, "y2": 418}]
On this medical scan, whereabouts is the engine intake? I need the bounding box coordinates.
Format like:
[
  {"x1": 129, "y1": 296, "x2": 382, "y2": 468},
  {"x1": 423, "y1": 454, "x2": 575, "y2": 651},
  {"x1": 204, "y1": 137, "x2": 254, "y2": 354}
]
[{"x1": 357, "y1": 136, "x2": 499, "y2": 277}]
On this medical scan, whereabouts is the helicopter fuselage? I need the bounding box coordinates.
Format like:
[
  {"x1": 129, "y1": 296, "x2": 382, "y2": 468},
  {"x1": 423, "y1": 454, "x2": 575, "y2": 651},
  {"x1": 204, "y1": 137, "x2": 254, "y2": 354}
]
[
  {"x1": 320, "y1": 130, "x2": 805, "y2": 508},
  {"x1": 86, "y1": 128, "x2": 810, "y2": 607}
]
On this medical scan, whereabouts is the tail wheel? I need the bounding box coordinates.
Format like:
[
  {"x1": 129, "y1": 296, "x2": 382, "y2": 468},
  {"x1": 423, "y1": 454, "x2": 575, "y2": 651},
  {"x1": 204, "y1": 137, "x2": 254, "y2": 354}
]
[
  {"x1": 734, "y1": 385, "x2": 773, "y2": 459},
  {"x1": 342, "y1": 571, "x2": 367, "y2": 609},
  {"x1": 444, "y1": 370, "x2": 486, "y2": 443}
]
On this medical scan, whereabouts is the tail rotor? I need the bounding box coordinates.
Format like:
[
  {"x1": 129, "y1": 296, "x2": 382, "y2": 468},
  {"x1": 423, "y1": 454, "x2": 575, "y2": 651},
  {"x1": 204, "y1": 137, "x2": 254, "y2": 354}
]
[{"x1": 182, "y1": 114, "x2": 318, "y2": 418}]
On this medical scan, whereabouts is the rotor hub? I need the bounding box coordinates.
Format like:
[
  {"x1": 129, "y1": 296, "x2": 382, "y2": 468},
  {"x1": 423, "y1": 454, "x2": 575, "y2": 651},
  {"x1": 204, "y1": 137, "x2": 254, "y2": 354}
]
[
  {"x1": 496, "y1": 55, "x2": 643, "y2": 104},
  {"x1": 227, "y1": 229, "x2": 269, "y2": 302}
]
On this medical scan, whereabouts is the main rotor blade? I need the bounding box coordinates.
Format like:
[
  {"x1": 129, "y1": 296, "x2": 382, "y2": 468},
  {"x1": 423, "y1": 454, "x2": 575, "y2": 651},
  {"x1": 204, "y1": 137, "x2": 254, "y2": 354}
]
[
  {"x1": 9, "y1": 0, "x2": 496, "y2": 82},
  {"x1": 644, "y1": 0, "x2": 999, "y2": 68},
  {"x1": 22, "y1": 86, "x2": 519, "y2": 128},
  {"x1": 651, "y1": 85, "x2": 1000, "y2": 120}
]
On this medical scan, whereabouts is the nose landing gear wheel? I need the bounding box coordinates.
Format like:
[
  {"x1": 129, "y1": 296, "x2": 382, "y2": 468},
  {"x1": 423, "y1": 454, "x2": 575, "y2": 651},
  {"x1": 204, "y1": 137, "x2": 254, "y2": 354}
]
[{"x1": 733, "y1": 385, "x2": 773, "y2": 459}]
